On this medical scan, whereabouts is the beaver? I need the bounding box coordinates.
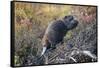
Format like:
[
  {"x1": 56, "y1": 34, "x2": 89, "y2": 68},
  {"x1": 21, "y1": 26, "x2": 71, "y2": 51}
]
[{"x1": 41, "y1": 15, "x2": 78, "y2": 56}]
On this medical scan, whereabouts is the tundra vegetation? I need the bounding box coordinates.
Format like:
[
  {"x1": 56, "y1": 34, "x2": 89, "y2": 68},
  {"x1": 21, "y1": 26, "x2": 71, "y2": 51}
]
[{"x1": 14, "y1": 2, "x2": 97, "y2": 66}]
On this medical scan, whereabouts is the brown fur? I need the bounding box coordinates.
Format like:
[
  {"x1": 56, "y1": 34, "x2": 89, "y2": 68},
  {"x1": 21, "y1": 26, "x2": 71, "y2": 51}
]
[{"x1": 42, "y1": 33, "x2": 50, "y2": 47}]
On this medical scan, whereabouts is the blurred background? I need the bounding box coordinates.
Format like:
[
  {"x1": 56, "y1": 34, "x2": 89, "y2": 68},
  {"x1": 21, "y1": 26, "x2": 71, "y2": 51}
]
[{"x1": 14, "y1": 2, "x2": 97, "y2": 66}]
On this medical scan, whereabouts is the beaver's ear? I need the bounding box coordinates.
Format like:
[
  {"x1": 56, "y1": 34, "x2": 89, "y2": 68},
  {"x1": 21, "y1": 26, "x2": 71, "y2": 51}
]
[
  {"x1": 41, "y1": 47, "x2": 47, "y2": 56},
  {"x1": 63, "y1": 15, "x2": 74, "y2": 21},
  {"x1": 63, "y1": 16, "x2": 68, "y2": 20}
]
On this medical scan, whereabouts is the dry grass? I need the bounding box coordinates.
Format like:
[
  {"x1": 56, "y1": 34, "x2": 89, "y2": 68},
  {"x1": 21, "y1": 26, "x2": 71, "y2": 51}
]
[{"x1": 14, "y1": 2, "x2": 97, "y2": 66}]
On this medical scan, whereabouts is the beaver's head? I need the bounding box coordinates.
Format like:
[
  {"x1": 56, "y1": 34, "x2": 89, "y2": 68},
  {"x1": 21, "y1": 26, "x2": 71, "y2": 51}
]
[{"x1": 63, "y1": 15, "x2": 78, "y2": 30}]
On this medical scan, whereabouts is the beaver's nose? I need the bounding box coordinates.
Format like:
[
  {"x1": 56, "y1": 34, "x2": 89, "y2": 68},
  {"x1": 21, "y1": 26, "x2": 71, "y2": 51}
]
[{"x1": 73, "y1": 20, "x2": 78, "y2": 26}]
